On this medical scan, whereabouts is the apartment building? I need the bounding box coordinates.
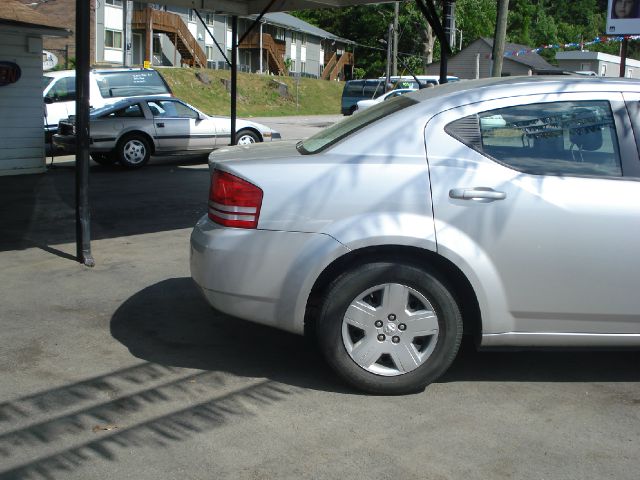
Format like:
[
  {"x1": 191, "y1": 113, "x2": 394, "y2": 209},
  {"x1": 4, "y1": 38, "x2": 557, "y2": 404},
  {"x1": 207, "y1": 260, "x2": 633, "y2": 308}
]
[{"x1": 24, "y1": 0, "x2": 354, "y2": 81}]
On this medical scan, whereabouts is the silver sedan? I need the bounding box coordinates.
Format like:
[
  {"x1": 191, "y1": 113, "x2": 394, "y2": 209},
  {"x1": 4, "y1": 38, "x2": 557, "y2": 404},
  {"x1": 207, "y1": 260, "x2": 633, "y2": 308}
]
[
  {"x1": 53, "y1": 96, "x2": 280, "y2": 168},
  {"x1": 190, "y1": 76, "x2": 640, "y2": 394}
]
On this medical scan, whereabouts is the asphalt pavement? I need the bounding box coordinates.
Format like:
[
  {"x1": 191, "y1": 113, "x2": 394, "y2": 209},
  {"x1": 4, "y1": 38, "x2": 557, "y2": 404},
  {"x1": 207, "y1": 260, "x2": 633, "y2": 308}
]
[{"x1": 0, "y1": 115, "x2": 638, "y2": 480}]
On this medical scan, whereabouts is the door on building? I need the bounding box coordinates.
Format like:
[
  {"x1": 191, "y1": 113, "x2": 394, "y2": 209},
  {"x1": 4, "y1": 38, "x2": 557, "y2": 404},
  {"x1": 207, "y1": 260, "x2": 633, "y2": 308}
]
[{"x1": 133, "y1": 33, "x2": 143, "y2": 65}]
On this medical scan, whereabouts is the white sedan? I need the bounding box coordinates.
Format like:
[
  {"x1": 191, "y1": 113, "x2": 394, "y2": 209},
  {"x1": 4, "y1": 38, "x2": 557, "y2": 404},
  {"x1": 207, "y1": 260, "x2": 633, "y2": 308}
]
[
  {"x1": 52, "y1": 96, "x2": 280, "y2": 168},
  {"x1": 355, "y1": 88, "x2": 417, "y2": 112}
]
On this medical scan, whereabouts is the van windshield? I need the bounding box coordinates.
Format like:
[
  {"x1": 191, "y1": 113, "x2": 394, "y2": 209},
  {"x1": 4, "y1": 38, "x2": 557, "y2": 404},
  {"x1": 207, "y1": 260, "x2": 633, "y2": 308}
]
[
  {"x1": 94, "y1": 70, "x2": 171, "y2": 98},
  {"x1": 297, "y1": 95, "x2": 418, "y2": 154},
  {"x1": 42, "y1": 76, "x2": 54, "y2": 90}
]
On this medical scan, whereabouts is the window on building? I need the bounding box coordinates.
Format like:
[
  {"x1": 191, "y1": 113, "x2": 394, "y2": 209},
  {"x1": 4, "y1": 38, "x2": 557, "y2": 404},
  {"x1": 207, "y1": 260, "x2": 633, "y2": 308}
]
[
  {"x1": 105, "y1": 0, "x2": 123, "y2": 6},
  {"x1": 153, "y1": 35, "x2": 161, "y2": 55},
  {"x1": 105, "y1": 29, "x2": 123, "y2": 49},
  {"x1": 206, "y1": 46, "x2": 214, "y2": 60},
  {"x1": 189, "y1": 9, "x2": 195, "y2": 22},
  {"x1": 275, "y1": 28, "x2": 285, "y2": 41},
  {"x1": 205, "y1": 13, "x2": 215, "y2": 25},
  {"x1": 301, "y1": 61, "x2": 306, "y2": 73},
  {"x1": 302, "y1": 34, "x2": 307, "y2": 45},
  {"x1": 290, "y1": 59, "x2": 296, "y2": 72},
  {"x1": 446, "y1": 100, "x2": 622, "y2": 177},
  {"x1": 601, "y1": 64, "x2": 607, "y2": 76}
]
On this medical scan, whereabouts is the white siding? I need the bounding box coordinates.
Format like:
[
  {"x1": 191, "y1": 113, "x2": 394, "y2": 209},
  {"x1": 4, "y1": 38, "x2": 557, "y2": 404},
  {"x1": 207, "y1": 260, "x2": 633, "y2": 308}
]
[
  {"x1": 104, "y1": 49, "x2": 123, "y2": 63},
  {"x1": 105, "y1": 5, "x2": 123, "y2": 30},
  {"x1": 105, "y1": 6, "x2": 123, "y2": 30},
  {"x1": 0, "y1": 32, "x2": 45, "y2": 175}
]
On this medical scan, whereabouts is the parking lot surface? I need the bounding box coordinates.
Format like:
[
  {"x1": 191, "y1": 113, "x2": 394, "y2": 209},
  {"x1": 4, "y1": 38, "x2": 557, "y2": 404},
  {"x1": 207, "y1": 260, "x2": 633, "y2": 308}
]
[{"x1": 0, "y1": 116, "x2": 638, "y2": 480}]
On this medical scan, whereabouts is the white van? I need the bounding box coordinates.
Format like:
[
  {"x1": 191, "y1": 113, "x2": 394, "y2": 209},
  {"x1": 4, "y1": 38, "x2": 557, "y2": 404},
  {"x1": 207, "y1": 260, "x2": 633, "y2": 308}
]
[{"x1": 42, "y1": 68, "x2": 172, "y2": 139}]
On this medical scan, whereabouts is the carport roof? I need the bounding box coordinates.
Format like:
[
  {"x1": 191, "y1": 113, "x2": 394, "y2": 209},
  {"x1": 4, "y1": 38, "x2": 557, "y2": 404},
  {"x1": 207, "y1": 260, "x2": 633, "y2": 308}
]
[
  {"x1": 0, "y1": 0, "x2": 70, "y2": 36},
  {"x1": 144, "y1": 0, "x2": 386, "y2": 15}
]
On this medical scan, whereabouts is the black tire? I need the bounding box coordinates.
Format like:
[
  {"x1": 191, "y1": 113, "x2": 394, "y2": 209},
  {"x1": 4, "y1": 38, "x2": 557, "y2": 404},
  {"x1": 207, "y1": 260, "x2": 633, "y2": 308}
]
[
  {"x1": 90, "y1": 153, "x2": 117, "y2": 166},
  {"x1": 117, "y1": 134, "x2": 151, "y2": 169},
  {"x1": 316, "y1": 262, "x2": 462, "y2": 395},
  {"x1": 235, "y1": 129, "x2": 260, "y2": 145}
]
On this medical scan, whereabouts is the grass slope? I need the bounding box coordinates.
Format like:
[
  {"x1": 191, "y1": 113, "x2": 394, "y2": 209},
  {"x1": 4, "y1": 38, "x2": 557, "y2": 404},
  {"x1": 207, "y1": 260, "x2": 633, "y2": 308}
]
[{"x1": 157, "y1": 67, "x2": 344, "y2": 117}]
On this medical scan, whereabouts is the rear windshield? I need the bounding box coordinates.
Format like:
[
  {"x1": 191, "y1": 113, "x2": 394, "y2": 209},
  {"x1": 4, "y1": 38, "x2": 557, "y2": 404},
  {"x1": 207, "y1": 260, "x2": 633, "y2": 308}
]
[
  {"x1": 297, "y1": 95, "x2": 418, "y2": 154},
  {"x1": 94, "y1": 70, "x2": 171, "y2": 98},
  {"x1": 343, "y1": 80, "x2": 384, "y2": 98}
]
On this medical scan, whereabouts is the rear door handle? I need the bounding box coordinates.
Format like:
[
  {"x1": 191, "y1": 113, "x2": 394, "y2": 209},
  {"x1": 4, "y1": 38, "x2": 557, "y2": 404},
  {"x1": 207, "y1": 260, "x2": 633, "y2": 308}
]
[
  {"x1": 156, "y1": 122, "x2": 165, "y2": 128},
  {"x1": 449, "y1": 187, "x2": 506, "y2": 201}
]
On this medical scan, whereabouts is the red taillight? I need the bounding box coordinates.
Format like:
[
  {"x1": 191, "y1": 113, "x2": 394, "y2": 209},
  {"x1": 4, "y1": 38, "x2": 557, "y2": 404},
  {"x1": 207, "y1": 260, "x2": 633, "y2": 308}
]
[{"x1": 208, "y1": 170, "x2": 263, "y2": 229}]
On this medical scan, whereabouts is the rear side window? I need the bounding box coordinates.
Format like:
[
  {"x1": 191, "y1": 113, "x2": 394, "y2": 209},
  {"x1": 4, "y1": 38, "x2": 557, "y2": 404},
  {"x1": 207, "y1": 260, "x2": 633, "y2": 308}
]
[
  {"x1": 94, "y1": 70, "x2": 171, "y2": 98},
  {"x1": 107, "y1": 104, "x2": 144, "y2": 118},
  {"x1": 446, "y1": 100, "x2": 622, "y2": 177},
  {"x1": 45, "y1": 77, "x2": 76, "y2": 102},
  {"x1": 343, "y1": 81, "x2": 364, "y2": 96}
]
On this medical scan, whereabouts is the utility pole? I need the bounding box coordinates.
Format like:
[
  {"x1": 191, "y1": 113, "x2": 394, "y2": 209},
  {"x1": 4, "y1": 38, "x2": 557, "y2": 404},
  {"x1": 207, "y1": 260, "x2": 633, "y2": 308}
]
[
  {"x1": 492, "y1": 0, "x2": 509, "y2": 77},
  {"x1": 393, "y1": 2, "x2": 399, "y2": 76},
  {"x1": 441, "y1": 0, "x2": 456, "y2": 84},
  {"x1": 620, "y1": 37, "x2": 628, "y2": 77}
]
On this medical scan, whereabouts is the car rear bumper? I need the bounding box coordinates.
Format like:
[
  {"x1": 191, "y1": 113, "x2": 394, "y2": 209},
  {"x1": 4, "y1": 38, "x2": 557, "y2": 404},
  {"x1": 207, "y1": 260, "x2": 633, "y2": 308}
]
[{"x1": 190, "y1": 215, "x2": 349, "y2": 335}]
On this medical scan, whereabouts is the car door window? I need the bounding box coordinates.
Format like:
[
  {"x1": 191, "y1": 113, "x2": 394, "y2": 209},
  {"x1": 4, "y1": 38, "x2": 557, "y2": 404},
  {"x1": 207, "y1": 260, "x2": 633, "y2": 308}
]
[
  {"x1": 147, "y1": 100, "x2": 198, "y2": 119},
  {"x1": 446, "y1": 100, "x2": 622, "y2": 177}
]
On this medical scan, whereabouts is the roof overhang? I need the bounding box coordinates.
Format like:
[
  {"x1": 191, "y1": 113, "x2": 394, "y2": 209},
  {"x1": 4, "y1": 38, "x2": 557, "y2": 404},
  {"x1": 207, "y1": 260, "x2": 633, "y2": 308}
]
[
  {"x1": 142, "y1": 0, "x2": 392, "y2": 15},
  {"x1": 0, "y1": 20, "x2": 71, "y2": 37}
]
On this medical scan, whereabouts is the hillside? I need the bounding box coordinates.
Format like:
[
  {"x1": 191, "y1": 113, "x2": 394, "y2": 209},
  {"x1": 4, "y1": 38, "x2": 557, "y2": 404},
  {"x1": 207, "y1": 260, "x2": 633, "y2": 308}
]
[{"x1": 157, "y1": 67, "x2": 344, "y2": 117}]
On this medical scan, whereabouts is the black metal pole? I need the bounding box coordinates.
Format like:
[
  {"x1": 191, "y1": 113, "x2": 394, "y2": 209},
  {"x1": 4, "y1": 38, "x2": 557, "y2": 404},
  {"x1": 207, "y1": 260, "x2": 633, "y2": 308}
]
[
  {"x1": 75, "y1": 0, "x2": 94, "y2": 266},
  {"x1": 231, "y1": 16, "x2": 237, "y2": 146}
]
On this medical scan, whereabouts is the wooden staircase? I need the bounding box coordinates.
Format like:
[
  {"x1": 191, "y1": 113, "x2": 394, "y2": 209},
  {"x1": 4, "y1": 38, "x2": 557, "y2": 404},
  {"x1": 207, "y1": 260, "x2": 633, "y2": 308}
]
[
  {"x1": 238, "y1": 32, "x2": 287, "y2": 75},
  {"x1": 321, "y1": 52, "x2": 354, "y2": 81},
  {"x1": 132, "y1": 8, "x2": 207, "y2": 68}
]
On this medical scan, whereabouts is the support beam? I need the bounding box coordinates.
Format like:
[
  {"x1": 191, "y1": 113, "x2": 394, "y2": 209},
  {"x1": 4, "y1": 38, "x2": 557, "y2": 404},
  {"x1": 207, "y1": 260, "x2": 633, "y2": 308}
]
[
  {"x1": 231, "y1": 16, "x2": 238, "y2": 146},
  {"x1": 75, "y1": 0, "x2": 94, "y2": 267}
]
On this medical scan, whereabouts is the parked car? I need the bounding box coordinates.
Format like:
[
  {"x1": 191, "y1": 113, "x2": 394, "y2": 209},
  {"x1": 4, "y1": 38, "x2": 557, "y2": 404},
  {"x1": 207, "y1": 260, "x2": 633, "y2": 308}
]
[
  {"x1": 190, "y1": 76, "x2": 640, "y2": 394},
  {"x1": 355, "y1": 88, "x2": 417, "y2": 112},
  {"x1": 43, "y1": 68, "x2": 172, "y2": 141},
  {"x1": 380, "y1": 75, "x2": 460, "y2": 89},
  {"x1": 52, "y1": 96, "x2": 281, "y2": 168},
  {"x1": 341, "y1": 79, "x2": 385, "y2": 115}
]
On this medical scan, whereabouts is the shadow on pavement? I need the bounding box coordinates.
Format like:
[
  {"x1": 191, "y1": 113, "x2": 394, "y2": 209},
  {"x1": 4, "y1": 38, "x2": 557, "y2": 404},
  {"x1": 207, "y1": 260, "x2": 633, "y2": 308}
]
[
  {"x1": 111, "y1": 277, "x2": 640, "y2": 387},
  {"x1": 110, "y1": 278, "x2": 344, "y2": 393},
  {"x1": 0, "y1": 158, "x2": 210, "y2": 255}
]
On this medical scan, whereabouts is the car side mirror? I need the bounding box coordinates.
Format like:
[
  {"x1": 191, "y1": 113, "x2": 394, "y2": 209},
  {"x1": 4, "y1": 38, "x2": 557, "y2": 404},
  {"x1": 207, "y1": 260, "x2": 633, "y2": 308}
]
[
  {"x1": 197, "y1": 112, "x2": 206, "y2": 121},
  {"x1": 44, "y1": 97, "x2": 53, "y2": 104}
]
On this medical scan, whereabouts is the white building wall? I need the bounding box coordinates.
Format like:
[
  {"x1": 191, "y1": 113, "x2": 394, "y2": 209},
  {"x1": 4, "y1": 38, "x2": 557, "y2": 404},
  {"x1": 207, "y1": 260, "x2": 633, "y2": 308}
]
[
  {"x1": 104, "y1": 5, "x2": 124, "y2": 63},
  {"x1": 0, "y1": 31, "x2": 45, "y2": 175}
]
